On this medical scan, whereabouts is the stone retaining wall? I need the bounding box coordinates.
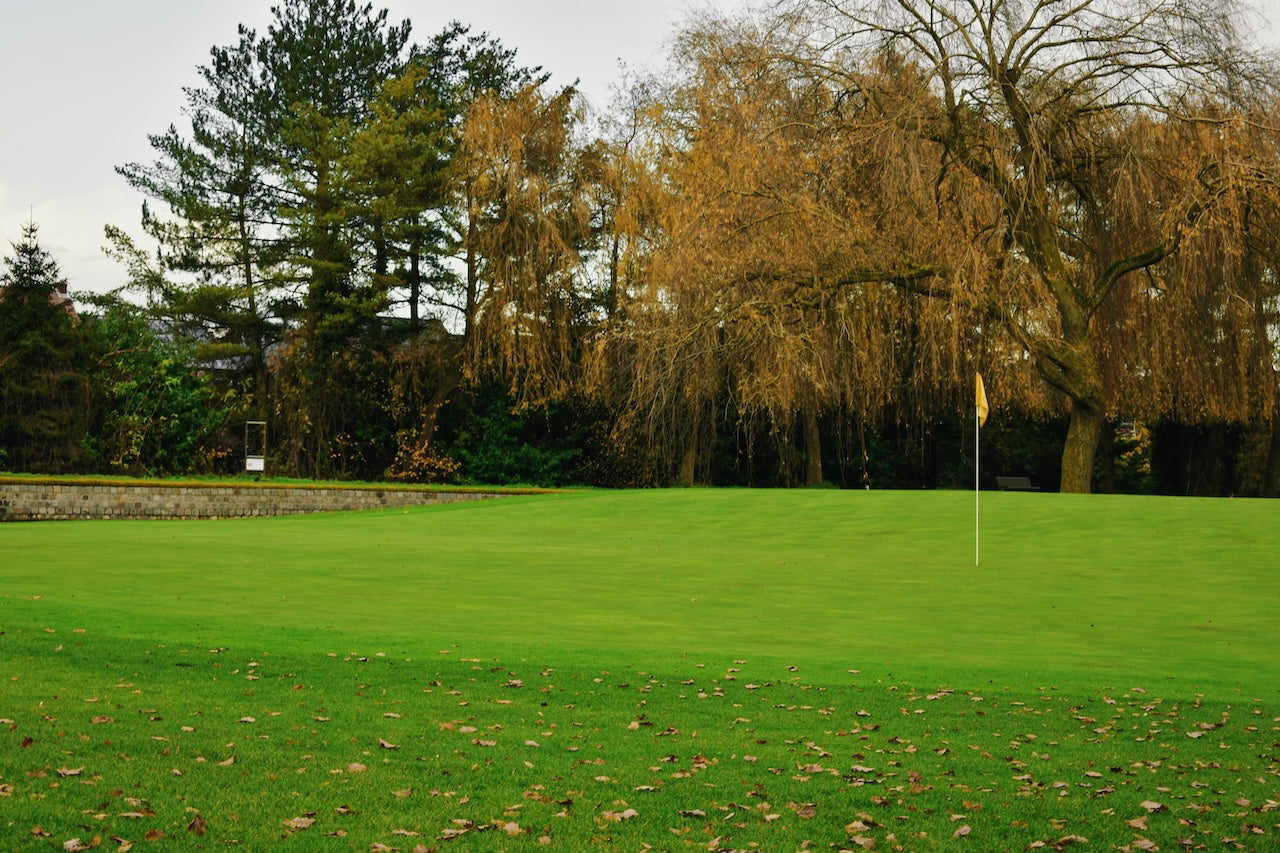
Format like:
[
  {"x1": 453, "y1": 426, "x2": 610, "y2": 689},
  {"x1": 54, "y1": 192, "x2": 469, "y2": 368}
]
[{"x1": 0, "y1": 480, "x2": 506, "y2": 521}]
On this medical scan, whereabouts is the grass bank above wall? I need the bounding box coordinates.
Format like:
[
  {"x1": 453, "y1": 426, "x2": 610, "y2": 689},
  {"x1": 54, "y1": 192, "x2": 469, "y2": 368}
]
[{"x1": 0, "y1": 472, "x2": 552, "y2": 494}]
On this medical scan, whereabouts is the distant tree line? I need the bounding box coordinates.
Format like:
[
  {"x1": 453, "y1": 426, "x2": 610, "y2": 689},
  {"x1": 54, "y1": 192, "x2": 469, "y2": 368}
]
[{"x1": 6, "y1": 0, "x2": 1280, "y2": 496}]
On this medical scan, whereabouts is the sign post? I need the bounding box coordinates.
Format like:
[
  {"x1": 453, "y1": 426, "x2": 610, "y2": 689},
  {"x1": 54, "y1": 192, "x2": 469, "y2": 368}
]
[{"x1": 245, "y1": 420, "x2": 266, "y2": 475}]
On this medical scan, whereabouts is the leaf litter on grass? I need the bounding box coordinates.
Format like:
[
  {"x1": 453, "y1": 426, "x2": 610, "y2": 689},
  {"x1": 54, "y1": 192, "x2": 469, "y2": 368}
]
[{"x1": 3, "y1": 624, "x2": 1279, "y2": 851}]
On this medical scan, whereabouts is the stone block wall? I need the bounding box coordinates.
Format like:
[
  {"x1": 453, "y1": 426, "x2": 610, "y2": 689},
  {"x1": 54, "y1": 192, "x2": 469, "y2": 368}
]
[{"x1": 0, "y1": 480, "x2": 508, "y2": 521}]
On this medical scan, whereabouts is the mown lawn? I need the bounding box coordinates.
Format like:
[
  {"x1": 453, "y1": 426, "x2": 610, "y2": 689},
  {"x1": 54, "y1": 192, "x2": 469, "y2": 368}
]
[{"x1": 1, "y1": 489, "x2": 1278, "y2": 851}]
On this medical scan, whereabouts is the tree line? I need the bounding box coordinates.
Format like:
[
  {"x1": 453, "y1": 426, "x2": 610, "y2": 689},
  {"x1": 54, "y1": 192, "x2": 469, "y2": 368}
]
[{"x1": 6, "y1": 0, "x2": 1280, "y2": 495}]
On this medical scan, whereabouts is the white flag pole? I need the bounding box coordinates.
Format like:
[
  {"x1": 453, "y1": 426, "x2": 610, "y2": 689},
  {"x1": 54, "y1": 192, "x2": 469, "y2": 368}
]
[{"x1": 975, "y1": 403, "x2": 980, "y2": 567}]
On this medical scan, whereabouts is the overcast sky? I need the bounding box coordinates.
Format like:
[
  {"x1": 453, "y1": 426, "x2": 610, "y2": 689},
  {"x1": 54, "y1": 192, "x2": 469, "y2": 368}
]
[
  {"x1": 0, "y1": 0, "x2": 735, "y2": 296},
  {"x1": 2, "y1": 0, "x2": 1278, "y2": 297}
]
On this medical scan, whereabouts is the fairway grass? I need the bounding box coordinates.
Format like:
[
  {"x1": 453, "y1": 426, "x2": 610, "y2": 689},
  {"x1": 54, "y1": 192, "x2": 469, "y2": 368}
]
[{"x1": 2, "y1": 489, "x2": 1278, "y2": 850}]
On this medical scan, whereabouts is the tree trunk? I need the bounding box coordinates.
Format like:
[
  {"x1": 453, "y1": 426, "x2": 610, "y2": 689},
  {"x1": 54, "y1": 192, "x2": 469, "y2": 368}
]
[
  {"x1": 679, "y1": 443, "x2": 698, "y2": 486},
  {"x1": 803, "y1": 407, "x2": 823, "y2": 486},
  {"x1": 1060, "y1": 399, "x2": 1104, "y2": 493},
  {"x1": 1264, "y1": 413, "x2": 1280, "y2": 499},
  {"x1": 408, "y1": 217, "x2": 421, "y2": 332},
  {"x1": 1030, "y1": 317, "x2": 1105, "y2": 493}
]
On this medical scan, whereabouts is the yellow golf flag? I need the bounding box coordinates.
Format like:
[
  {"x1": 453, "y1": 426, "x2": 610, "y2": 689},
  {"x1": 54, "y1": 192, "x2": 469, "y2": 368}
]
[{"x1": 975, "y1": 373, "x2": 989, "y2": 426}]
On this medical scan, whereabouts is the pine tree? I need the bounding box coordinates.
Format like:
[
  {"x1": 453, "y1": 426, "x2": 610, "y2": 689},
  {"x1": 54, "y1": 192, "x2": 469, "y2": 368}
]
[{"x1": 0, "y1": 223, "x2": 93, "y2": 472}]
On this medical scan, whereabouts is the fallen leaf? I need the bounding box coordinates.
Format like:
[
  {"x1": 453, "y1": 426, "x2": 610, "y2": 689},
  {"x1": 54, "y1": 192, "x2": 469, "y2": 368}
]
[
  {"x1": 379, "y1": 738, "x2": 399, "y2": 750},
  {"x1": 788, "y1": 802, "x2": 817, "y2": 819},
  {"x1": 284, "y1": 816, "x2": 315, "y2": 831},
  {"x1": 954, "y1": 825, "x2": 972, "y2": 837},
  {"x1": 1140, "y1": 800, "x2": 1167, "y2": 813},
  {"x1": 56, "y1": 767, "x2": 84, "y2": 778},
  {"x1": 602, "y1": 808, "x2": 639, "y2": 822},
  {"x1": 187, "y1": 814, "x2": 207, "y2": 836}
]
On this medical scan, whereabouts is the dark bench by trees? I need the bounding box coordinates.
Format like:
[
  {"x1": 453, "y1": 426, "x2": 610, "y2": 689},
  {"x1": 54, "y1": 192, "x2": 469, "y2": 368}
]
[{"x1": 996, "y1": 476, "x2": 1039, "y2": 491}]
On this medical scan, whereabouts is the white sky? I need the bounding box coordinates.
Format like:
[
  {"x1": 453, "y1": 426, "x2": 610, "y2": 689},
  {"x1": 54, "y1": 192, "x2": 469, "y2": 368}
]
[
  {"x1": 1, "y1": 0, "x2": 1278, "y2": 297},
  {"x1": 0, "y1": 0, "x2": 733, "y2": 296}
]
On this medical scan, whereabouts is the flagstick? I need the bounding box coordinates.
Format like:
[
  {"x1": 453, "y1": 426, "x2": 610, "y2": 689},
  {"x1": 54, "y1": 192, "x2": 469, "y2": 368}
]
[{"x1": 975, "y1": 405, "x2": 980, "y2": 567}]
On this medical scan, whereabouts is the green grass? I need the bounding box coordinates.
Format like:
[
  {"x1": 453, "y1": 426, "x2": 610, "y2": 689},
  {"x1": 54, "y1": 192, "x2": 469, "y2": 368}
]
[{"x1": 2, "y1": 489, "x2": 1278, "y2": 850}]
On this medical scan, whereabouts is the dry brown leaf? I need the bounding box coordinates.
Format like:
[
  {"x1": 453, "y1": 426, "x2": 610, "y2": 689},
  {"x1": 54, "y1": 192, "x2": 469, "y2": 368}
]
[{"x1": 788, "y1": 802, "x2": 817, "y2": 819}]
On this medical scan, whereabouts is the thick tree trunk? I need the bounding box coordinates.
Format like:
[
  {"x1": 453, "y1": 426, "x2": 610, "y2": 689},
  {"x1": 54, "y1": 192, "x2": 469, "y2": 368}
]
[
  {"x1": 679, "y1": 443, "x2": 698, "y2": 486},
  {"x1": 1060, "y1": 399, "x2": 1104, "y2": 493},
  {"x1": 1030, "y1": 330, "x2": 1106, "y2": 493}
]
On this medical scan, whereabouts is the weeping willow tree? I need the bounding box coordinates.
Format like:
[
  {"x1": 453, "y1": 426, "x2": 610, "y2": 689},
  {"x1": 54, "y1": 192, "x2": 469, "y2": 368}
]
[
  {"x1": 768, "y1": 0, "x2": 1280, "y2": 491},
  {"x1": 453, "y1": 83, "x2": 595, "y2": 401},
  {"x1": 591, "y1": 15, "x2": 1042, "y2": 485},
  {"x1": 597, "y1": 1, "x2": 1280, "y2": 490}
]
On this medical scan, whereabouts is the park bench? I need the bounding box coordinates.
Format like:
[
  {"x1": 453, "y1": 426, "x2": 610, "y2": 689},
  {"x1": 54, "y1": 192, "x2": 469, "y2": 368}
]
[{"x1": 996, "y1": 475, "x2": 1039, "y2": 491}]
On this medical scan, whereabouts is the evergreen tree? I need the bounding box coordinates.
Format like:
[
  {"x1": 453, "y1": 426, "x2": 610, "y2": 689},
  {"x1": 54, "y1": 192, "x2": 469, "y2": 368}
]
[
  {"x1": 115, "y1": 24, "x2": 285, "y2": 423},
  {"x1": 0, "y1": 223, "x2": 93, "y2": 473}
]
